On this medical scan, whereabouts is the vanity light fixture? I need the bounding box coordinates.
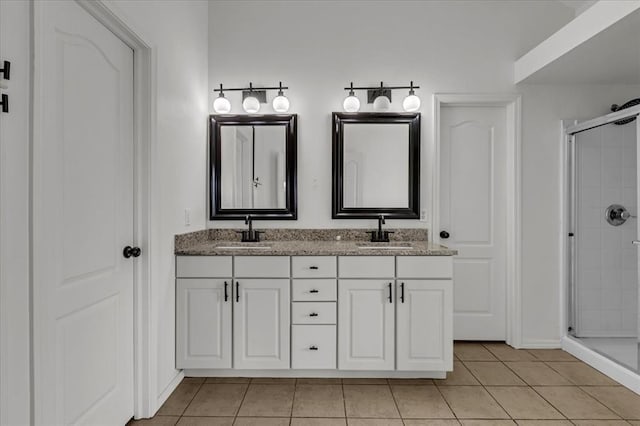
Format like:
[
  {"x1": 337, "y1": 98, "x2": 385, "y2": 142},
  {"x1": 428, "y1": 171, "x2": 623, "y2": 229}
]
[
  {"x1": 242, "y1": 83, "x2": 261, "y2": 113},
  {"x1": 402, "y1": 81, "x2": 421, "y2": 112},
  {"x1": 372, "y1": 82, "x2": 391, "y2": 111},
  {"x1": 272, "y1": 81, "x2": 290, "y2": 113},
  {"x1": 342, "y1": 81, "x2": 421, "y2": 112},
  {"x1": 342, "y1": 82, "x2": 361, "y2": 113},
  {"x1": 213, "y1": 84, "x2": 232, "y2": 114},
  {"x1": 213, "y1": 81, "x2": 291, "y2": 114}
]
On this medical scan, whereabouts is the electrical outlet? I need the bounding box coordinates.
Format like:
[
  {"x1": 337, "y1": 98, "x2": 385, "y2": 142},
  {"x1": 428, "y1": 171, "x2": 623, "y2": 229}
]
[
  {"x1": 184, "y1": 208, "x2": 191, "y2": 226},
  {"x1": 420, "y1": 209, "x2": 427, "y2": 222}
]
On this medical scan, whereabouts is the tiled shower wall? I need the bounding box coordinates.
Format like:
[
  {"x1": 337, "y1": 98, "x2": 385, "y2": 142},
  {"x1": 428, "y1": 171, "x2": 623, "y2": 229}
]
[{"x1": 576, "y1": 120, "x2": 638, "y2": 337}]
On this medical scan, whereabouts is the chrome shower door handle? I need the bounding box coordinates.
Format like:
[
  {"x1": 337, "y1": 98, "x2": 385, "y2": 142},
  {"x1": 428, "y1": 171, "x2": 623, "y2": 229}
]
[{"x1": 632, "y1": 240, "x2": 640, "y2": 245}]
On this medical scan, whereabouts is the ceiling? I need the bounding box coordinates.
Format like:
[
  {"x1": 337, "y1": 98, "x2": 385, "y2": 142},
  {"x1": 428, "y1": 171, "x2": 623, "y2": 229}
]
[
  {"x1": 556, "y1": 0, "x2": 598, "y2": 16},
  {"x1": 519, "y1": 8, "x2": 640, "y2": 84}
]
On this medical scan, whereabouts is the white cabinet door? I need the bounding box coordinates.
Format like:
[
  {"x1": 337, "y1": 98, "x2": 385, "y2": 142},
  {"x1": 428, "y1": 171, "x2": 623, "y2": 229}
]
[
  {"x1": 396, "y1": 280, "x2": 453, "y2": 371},
  {"x1": 338, "y1": 280, "x2": 395, "y2": 370},
  {"x1": 234, "y1": 279, "x2": 290, "y2": 369},
  {"x1": 176, "y1": 279, "x2": 232, "y2": 369}
]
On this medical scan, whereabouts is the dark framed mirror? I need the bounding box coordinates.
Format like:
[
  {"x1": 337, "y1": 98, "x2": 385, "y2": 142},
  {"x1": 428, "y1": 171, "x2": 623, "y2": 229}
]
[
  {"x1": 332, "y1": 112, "x2": 420, "y2": 219},
  {"x1": 210, "y1": 114, "x2": 297, "y2": 220}
]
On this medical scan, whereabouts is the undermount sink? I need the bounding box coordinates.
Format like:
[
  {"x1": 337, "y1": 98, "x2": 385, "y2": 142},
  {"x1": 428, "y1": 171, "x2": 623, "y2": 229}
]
[
  {"x1": 357, "y1": 243, "x2": 414, "y2": 250},
  {"x1": 216, "y1": 245, "x2": 272, "y2": 250}
]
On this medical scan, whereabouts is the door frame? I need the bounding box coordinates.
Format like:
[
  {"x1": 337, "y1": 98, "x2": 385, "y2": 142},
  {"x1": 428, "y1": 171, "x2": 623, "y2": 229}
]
[
  {"x1": 432, "y1": 93, "x2": 522, "y2": 347},
  {"x1": 31, "y1": 0, "x2": 156, "y2": 419}
]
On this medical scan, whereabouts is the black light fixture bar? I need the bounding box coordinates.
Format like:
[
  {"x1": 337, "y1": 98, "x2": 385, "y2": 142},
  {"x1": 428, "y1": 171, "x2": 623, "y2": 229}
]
[
  {"x1": 344, "y1": 81, "x2": 420, "y2": 104},
  {"x1": 343, "y1": 81, "x2": 420, "y2": 91},
  {"x1": 213, "y1": 82, "x2": 289, "y2": 92},
  {"x1": 214, "y1": 82, "x2": 289, "y2": 104}
]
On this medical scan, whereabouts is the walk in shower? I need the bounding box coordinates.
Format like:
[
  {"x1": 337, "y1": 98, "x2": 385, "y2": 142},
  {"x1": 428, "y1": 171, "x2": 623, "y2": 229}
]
[{"x1": 567, "y1": 100, "x2": 640, "y2": 376}]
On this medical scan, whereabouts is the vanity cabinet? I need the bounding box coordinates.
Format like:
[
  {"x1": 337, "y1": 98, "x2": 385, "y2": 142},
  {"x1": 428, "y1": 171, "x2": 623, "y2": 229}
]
[{"x1": 175, "y1": 254, "x2": 453, "y2": 375}]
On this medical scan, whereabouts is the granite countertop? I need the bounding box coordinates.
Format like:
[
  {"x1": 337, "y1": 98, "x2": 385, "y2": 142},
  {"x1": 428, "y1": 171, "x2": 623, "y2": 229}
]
[{"x1": 175, "y1": 229, "x2": 457, "y2": 256}]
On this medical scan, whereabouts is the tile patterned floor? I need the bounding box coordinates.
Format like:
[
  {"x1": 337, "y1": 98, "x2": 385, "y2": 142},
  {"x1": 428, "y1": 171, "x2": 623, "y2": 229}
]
[{"x1": 129, "y1": 343, "x2": 640, "y2": 426}]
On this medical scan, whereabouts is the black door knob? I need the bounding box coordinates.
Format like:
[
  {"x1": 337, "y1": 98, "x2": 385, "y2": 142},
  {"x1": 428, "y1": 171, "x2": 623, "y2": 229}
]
[
  {"x1": 439, "y1": 231, "x2": 450, "y2": 239},
  {"x1": 123, "y1": 246, "x2": 141, "y2": 258}
]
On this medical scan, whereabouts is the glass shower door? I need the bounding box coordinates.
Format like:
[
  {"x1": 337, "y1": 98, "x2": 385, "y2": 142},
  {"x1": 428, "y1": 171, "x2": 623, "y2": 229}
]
[{"x1": 570, "y1": 117, "x2": 639, "y2": 372}]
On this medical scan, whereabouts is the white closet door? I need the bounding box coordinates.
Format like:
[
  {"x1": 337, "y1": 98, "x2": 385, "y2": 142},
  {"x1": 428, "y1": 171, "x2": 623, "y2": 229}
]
[
  {"x1": 33, "y1": 1, "x2": 134, "y2": 424},
  {"x1": 440, "y1": 105, "x2": 507, "y2": 340}
]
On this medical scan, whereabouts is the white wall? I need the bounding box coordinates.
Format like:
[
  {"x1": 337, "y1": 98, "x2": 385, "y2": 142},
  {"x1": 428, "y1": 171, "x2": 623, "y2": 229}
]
[
  {"x1": 0, "y1": 1, "x2": 32, "y2": 424},
  {"x1": 208, "y1": 0, "x2": 640, "y2": 346},
  {"x1": 103, "y1": 0, "x2": 209, "y2": 412}
]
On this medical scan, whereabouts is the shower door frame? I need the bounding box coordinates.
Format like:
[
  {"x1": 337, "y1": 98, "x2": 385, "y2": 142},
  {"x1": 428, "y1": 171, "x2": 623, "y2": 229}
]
[{"x1": 563, "y1": 104, "x2": 640, "y2": 343}]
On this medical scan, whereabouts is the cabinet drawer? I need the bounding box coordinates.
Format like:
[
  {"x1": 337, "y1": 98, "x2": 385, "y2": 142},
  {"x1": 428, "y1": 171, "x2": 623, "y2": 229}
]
[
  {"x1": 234, "y1": 256, "x2": 290, "y2": 278},
  {"x1": 292, "y1": 325, "x2": 336, "y2": 369},
  {"x1": 292, "y1": 256, "x2": 337, "y2": 278},
  {"x1": 292, "y1": 279, "x2": 337, "y2": 301},
  {"x1": 338, "y1": 256, "x2": 395, "y2": 278},
  {"x1": 292, "y1": 302, "x2": 336, "y2": 324},
  {"x1": 397, "y1": 256, "x2": 453, "y2": 279},
  {"x1": 176, "y1": 256, "x2": 232, "y2": 278}
]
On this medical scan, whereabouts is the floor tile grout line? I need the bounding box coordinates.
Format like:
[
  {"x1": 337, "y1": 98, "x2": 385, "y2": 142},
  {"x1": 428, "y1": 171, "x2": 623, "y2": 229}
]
[
  {"x1": 232, "y1": 379, "x2": 252, "y2": 424},
  {"x1": 341, "y1": 380, "x2": 347, "y2": 420},
  {"x1": 179, "y1": 378, "x2": 206, "y2": 418},
  {"x1": 387, "y1": 380, "x2": 404, "y2": 420},
  {"x1": 432, "y1": 374, "x2": 459, "y2": 421},
  {"x1": 289, "y1": 378, "x2": 297, "y2": 418},
  {"x1": 500, "y1": 358, "x2": 571, "y2": 421},
  {"x1": 464, "y1": 359, "x2": 517, "y2": 420}
]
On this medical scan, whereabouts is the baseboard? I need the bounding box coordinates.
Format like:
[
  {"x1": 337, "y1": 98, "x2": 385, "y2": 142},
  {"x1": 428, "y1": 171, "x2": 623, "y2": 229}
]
[
  {"x1": 182, "y1": 369, "x2": 447, "y2": 379},
  {"x1": 562, "y1": 336, "x2": 640, "y2": 395},
  {"x1": 519, "y1": 338, "x2": 562, "y2": 349},
  {"x1": 154, "y1": 371, "x2": 184, "y2": 416}
]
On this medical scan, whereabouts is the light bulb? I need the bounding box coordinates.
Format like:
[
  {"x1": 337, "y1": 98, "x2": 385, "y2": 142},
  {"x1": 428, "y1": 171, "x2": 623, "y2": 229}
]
[
  {"x1": 402, "y1": 94, "x2": 421, "y2": 112},
  {"x1": 373, "y1": 95, "x2": 391, "y2": 111},
  {"x1": 213, "y1": 96, "x2": 231, "y2": 113},
  {"x1": 272, "y1": 95, "x2": 290, "y2": 113},
  {"x1": 343, "y1": 95, "x2": 360, "y2": 112},
  {"x1": 242, "y1": 96, "x2": 260, "y2": 113}
]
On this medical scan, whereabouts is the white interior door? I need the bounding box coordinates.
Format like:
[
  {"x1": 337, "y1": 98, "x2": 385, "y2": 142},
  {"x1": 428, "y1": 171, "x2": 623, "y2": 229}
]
[
  {"x1": 440, "y1": 105, "x2": 507, "y2": 340},
  {"x1": 33, "y1": 1, "x2": 134, "y2": 424}
]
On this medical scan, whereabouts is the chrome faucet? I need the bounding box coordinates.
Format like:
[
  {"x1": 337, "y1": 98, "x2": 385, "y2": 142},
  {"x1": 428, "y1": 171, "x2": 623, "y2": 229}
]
[
  {"x1": 237, "y1": 215, "x2": 263, "y2": 242},
  {"x1": 370, "y1": 214, "x2": 394, "y2": 242}
]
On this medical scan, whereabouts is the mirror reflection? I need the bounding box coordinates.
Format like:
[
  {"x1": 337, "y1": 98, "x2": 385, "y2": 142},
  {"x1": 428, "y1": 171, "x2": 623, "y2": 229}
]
[
  {"x1": 220, "y1": 125, "x2": 287, "y2": 209},
  {"x1": 343, "y1": 123, "x2": 409, "y2": 208}
]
